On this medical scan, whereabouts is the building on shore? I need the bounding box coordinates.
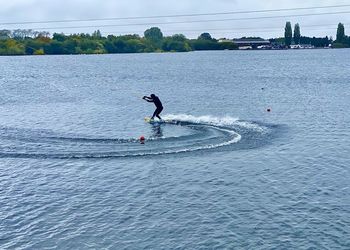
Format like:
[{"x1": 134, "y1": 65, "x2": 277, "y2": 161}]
[
  {"x1": 232, "y1": 39, "x2": 271, "y2": 49},
  {"x1": 218, "y1": 38, "x2": 331, "y2": 50}
]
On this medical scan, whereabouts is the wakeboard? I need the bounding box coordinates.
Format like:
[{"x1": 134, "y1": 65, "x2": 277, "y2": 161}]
[{"x1": 144, "y1": 117, "x2": 166, "y2": 124}]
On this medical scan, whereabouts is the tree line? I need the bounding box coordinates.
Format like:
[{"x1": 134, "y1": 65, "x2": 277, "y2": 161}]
[
  {"x1": 0, "y1": 27, "x2": 237, "y2": 55},
  {"x1": 0, "y1": 24, "x2": 349, "y2": 55},
  {"x1": 334, "y1": 23, "x2": 350, "y2": 48},
  {"x1": 282, "y1": 22, "x2": 350, "y2": 48}
]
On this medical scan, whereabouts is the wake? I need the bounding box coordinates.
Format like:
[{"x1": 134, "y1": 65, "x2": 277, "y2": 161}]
[{"x1": 0, "y1": 114, "x2": 271, "y2": 159}]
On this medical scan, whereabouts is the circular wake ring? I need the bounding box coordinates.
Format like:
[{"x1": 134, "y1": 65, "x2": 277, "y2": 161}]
[{"x1": 0, "y1": 115, "x2": 272, "y2": 159}]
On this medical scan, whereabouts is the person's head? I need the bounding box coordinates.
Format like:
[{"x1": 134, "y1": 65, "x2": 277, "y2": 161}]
[{"x1": 150, "y1": 94, "x2": 155, "y2": 98}]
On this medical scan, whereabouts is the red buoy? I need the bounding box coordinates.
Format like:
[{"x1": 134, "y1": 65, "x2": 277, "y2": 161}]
[{"x1": 140, "y1": 136, "x2": 145, "y2": 144}]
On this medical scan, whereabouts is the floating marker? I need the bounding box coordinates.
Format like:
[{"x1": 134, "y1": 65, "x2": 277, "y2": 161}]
[
  {"x1": 140, "y1": 136, "x2": 145, "y2": 144},
  {"x1": 267, "y1": 108, "x2": 271, "y2": 112}
]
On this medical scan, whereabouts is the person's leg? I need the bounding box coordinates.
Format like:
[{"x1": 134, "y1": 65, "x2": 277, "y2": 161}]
[
  {"x1": 156, "y1": 107, "x2": 163, "y2": 120},
  {"x1": 151, "y1": 108, "x2": 159, "y2": 119}
]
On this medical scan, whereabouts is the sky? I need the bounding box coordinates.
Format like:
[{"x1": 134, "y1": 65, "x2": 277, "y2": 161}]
[{"x1": 1, "y1": 0, "x2": 350, "y2": 39}]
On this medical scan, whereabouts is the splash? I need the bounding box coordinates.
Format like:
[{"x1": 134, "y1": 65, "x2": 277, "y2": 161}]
[
  {"x1": 164, "y1": 114, "x2": 267, "y2": 132},
  {"x1": 163, "y1": 114, "x2": 239, "y2": 126}
]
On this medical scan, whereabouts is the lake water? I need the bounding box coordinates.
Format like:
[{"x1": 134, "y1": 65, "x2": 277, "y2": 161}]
[{"x1": 0, "y1": 50, "x2": 349, "y2": 249}]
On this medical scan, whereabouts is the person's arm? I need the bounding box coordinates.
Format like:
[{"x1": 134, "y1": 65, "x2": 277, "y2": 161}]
[{"x1": 143, "y1": 96, "x2": 154, "y2": 102}]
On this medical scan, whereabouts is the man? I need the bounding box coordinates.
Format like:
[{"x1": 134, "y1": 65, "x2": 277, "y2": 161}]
[{"x1": 143, "y1": 94, "x2": 163, "y2": 120}]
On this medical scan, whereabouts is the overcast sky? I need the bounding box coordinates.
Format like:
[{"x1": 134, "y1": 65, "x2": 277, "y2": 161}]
[{"x1": 1, "y1": 0, "x2": 350, "y2": 39}]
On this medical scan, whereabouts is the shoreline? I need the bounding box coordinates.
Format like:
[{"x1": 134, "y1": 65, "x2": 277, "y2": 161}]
[{"x1": 1, "y1": 47, "x2": 349, "y2": 57}]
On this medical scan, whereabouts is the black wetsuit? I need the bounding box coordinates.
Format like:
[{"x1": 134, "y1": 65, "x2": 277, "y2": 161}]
[{"x1": 145, "y1": 95, "x2": 163, "y2": 119}]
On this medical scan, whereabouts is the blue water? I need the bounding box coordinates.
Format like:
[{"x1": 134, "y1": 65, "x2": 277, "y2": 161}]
[{"x1": 0, "y1": 50, "x2": 349, "y2": 249}]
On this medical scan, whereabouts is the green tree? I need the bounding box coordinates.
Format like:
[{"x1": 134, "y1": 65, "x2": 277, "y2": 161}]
[
  {"x1": 92, "y1": 30, "x2": 102, "y2": 38},
  {"x1": 144, "y1": 27, "x2": 163, "y2": 47},
  {"x1": 0, "y1": 28, "x2": 241, "y2": 55},
  {"x1": 162, "y1": 34, "x2": 191, "y2": 52},
  {"x1": 198, "y1": 33, "x2": 213, "y2": 40},
  {"x1": 63, "y1": 39, "x2": 78, "y2": 54},
  {"x1": 24, "y1": 37, "x2": 48, "y2": 54},
  {"x1": 44, "y1": 41, "x2": 64, "y2": 54},
  {"x1": 33, "y1": 48, "x2": 44, "y2": 55},
  {"x1": 298, "y1": 36, "x2": 332, "y2": 47},
  {"x1": 284, "y1": 22, "x2": 293, "y2": 46},
  {"x1": 117, "y1": 39, "x2": 145, "y2": 53},
  {"x1": 0, "y1": 30, "x2": 11, "y2": 39},
  {"x1": 0, "y1": 39, "x2": 25, "y2": 55},
  {"x1": 294, "y1": 23, "x2": 301, "y2": 44},
  {"x1": 53, "y1": 33, "x2": 66, "y2": 42},
  {"x1": 171, "y1": 34, "x2": 187, "y2": 42},
  {"x1": 119, "y1": 34, "x2": 140, "y2": 40},
  {"x1": 12, "y1": 29, "x2": 26, "y2": 39},
  {"x1": 78, "y1": 39, "x2": 105, "y2": 54},
  {"x1": 336, "y1": 23, "x2": 345, "y2": 43},
  {"x1": 106, "y1": 39, "x2": 127, "y2": 53},
  {"x1": 219, "y1": 42, "x2": 238, "y2": 50},
  {"x1": 189, "y1": 39, "x2": 221, "y2": 50}
]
